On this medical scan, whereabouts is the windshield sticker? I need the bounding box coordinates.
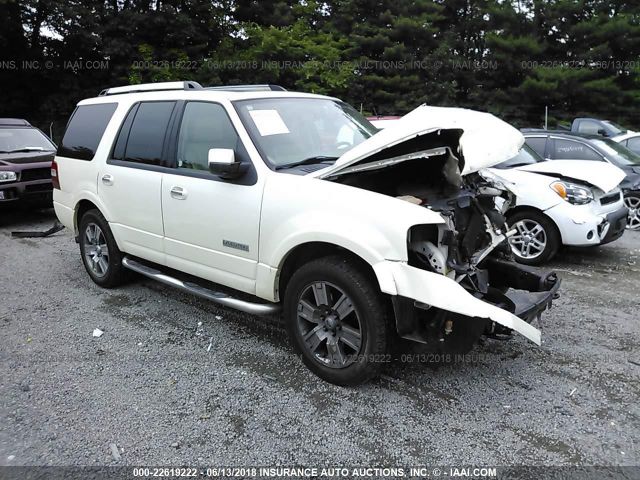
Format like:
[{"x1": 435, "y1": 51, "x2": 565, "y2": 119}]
[{"x1": 249, "y1": 109, "x2": 290, "y2": 136}]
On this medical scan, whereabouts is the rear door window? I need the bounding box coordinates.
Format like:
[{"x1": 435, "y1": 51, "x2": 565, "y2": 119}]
[
  {"x1": 113, "y1": 101, "x2": 176, "y2": 166},
  {"x1": 58, "y1": 103, "x2": 118, "y2": 160},
  {"x1": 550, "y1": 139, "x2": 604, "y2": 161}
]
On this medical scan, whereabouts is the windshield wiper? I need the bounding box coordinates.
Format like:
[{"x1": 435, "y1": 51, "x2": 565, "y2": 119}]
[
  {"x1": 0, "y1": 147, "x2": 48, "y2": 154},
  {"x1": 275, "y1": 156, "x2": 338, "y2": 170}
]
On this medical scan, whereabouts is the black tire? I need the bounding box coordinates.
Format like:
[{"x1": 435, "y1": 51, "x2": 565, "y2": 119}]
[
  {"x1": 283, "y1": 255, "x2": 390, "y2": 386},
  {"x1": 78, "y1": 209, "x2": 126, "y2": 288},
  {"x1": 507, "y1": 209, "x2": 560, "y2": 266}
]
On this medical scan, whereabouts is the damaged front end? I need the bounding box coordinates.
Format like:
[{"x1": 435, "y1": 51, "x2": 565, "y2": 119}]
[
  {"x1": 399, "y1": 171, "x2": 560, "y2": 352},
  {"x1": 325, "y1": 120, "x2": 560, "y2": 353}
]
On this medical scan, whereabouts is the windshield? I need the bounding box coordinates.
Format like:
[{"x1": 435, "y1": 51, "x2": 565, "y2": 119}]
[
  {"x1": 0, "y1": 128, "x2": 56, "y2": 153},
  {"x1": 234, "y1": 98, "x2": 377, "y2": 169},
  {"x1": 602, "y1": 120, "x2": 626, "y2": 135},
  {"x1": 592, "y1": 138, "x2": 640, "y2": 166},
  {"x1": 494, "y1": 144, "x2": 543, "y2": 169}
]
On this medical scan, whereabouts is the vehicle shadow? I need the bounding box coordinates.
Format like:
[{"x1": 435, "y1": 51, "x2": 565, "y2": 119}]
[{"x1": 0, "y1": 206, "x2": 57, "y2": 229}]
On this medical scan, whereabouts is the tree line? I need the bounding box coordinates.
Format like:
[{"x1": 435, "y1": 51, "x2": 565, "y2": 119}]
[{"x1": 2, "y1": 0, "x2": 639, "y2": 140}]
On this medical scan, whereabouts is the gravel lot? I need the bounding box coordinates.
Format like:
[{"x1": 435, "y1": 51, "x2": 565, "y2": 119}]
[{"x1": 1, "y1": 208, "x2": 638, "y2": 467}]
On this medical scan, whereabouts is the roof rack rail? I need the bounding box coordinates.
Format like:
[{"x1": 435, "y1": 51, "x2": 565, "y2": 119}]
[
  {"x1": 205, "y1": 84, "x2": 287, "y2": 92},
  {"x1": 0, "y1": 118, "x2": 31, "y2": 126},
  {"x1": 99, "y1": 81, "x2": 203, "y2": 96}
]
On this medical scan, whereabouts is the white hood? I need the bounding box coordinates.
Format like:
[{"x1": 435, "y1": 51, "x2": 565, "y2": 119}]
[
  {"x1": 515, "y1": 160, "x2": 625, "y2": 193},
  {"x1": 315, "y1": 105, "x2": 524, "y2": 178}
]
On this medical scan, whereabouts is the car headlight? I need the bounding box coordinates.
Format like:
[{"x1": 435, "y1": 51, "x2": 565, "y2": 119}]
[
  {"x1": 550, "y1": 180, "x2": 593, "y2": 205},
  {"x1": 0, "y1": 171, "x2": 17, "y2": 183}
]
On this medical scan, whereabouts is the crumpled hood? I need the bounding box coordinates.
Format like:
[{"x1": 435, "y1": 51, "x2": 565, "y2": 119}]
[
  {"x1": 315, "y1": 105, "x2": 524, "y2": 179},
  {"x1": 514, "y1": 160, "x2": 625, "y2": 193}
]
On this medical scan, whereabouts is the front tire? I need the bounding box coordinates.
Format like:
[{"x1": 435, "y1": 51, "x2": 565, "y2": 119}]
[
  {"x1": 78, "y1": 209, "x2": 126, "y2": 288},
  {"x1": 284, "y1": 256, "x2": 390, "y2": 386},
  {"x1": 507, "y1": 210, "x2": 560, "y2": 266}
]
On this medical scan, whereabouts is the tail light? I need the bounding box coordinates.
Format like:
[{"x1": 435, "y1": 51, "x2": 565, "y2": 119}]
[{"x1": 51, "y1": 159, "x2": 60, "y2": 189}]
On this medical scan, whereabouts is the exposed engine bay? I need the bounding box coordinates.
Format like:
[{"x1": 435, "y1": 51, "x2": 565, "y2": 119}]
[{"x1": 331, "y1": 133, "x2": 560, "y2": 353}]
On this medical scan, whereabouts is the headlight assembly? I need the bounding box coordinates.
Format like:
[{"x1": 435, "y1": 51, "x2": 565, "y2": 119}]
[
  {"x1": 550, "y1": 180, "x2": 593, "y2": 205},
  {"x1": 0, "y1": 171, "x2": 17, "y2": 183}
]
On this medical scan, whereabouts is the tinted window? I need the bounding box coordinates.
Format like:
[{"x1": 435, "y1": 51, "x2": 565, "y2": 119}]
[
  {"x1": 551, "y1": 139, "x2": 604, "y2": 161},
  {"x1": 58, "y1": 103, "x2": 117, "y2": 160},
  {"x1": 524, "y1": 136, "x2": 546, "y2": 157},
  {"x1": 121, "y1": 102, "x2": 175, "y2": 166},
  {"x1": 626, "y1": 137, "x2": 640, "y2": 155},
  {"x1": 177, "y1": 102, "x2": 239, "y2": 171}
]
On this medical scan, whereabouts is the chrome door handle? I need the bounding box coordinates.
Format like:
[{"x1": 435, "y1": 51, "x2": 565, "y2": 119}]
[
  {"x1": 101, "y1": 174, "x2": 114, "y2": 186},
  {"x1": 170, "y1": 186, "x2": 187, "y2": 199}
]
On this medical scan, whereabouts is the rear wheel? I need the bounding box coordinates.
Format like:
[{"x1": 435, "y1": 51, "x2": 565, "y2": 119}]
[
  {"x1": 284, "y1": 256, "x2": 390, "y2": 386},
  {"x1": 624, "y1": 193, "x2": 640, "y2": 230},
  {"x1": 507, "y1": 210, "x2": 560, "y2": 266},
  {"x1": 78, "y1": 209, "x2": 126, "y2": 288}
]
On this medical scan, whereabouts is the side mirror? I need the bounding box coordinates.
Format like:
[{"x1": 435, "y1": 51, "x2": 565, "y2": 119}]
[
  {"x1": 597, "y1": 128, "x2": 608, "y2": 137},
  {"x1": 208, "y1": 148, "x2": 248, "y2": 179}
]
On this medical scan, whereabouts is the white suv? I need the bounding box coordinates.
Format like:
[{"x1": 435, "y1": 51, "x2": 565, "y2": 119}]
[{"x1": 53, "y1": 81, "x2": 559, "y2": 385}]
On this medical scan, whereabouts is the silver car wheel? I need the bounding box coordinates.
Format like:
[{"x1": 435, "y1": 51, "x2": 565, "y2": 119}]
[
  {"x1": 624, "y1": 195, "x2": 640, "y2": 230},
  {"x1": 296, "y1": 281, "x2": 362, "y2": 369},
  {"x1": 509, "y1": 219, "x2": 547, "y2": 260},
  {"x1": 83, "y1": 223, "x2": 110, "y2": 278}
]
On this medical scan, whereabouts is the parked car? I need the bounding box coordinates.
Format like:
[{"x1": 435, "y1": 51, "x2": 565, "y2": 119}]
[
  {"x1": 563, "y1": 117, "x2": 632, "y2": 139},
  {"x1": 53, "y1": 82, "x2": 559, "y2": 385},
  {"x1": 614, "y1": 131, "x2": 640, "y2": 156},
  {"x1": 488, "y1": 145, "x2": 627, "y2": 265},
  {"x1": 0, "y1": 118, "x2": 56, "y2": 207},
  {"x1": 522, "y1": 130, "x2": 640, "y2": 230}
]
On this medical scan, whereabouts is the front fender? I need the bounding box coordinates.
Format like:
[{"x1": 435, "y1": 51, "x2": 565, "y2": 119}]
[{"x1": 260, "y1": 173, "x2": 445, "y2": 269}]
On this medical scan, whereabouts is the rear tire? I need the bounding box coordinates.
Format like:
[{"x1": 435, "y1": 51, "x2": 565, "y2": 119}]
[
  {"x1": 284, "y1": 255, "x2": 390, "y2": 386},
  {"x1": 507, "y1": 210, "x2": 560, "y2": 266},
  {"x1": 78, "y1": 209, "x2": 126, "y2": 288}
]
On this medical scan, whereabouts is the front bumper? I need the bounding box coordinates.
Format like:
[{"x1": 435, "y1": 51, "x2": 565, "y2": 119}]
[
  {"x1": 599, "y1": 205, "x2": 628, "y2": 244},
  {"x1": 0, "y1": 162, "x2": 53, "y2": 206},
  {"x1": 545, "y1": 200, "x2": 627, "y2": 247},
  {"x1": 374, "y1": 258, "x2": 560, "y2": 346}
]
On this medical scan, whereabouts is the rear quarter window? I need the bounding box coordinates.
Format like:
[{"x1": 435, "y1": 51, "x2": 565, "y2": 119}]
[{"x1": 58, "y1": 103, "x2": 118, "y2": 160}]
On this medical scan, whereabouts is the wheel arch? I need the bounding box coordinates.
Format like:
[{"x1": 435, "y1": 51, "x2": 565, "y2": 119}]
[
  {"x1": 276, "y1": 241, "x2": 385, "y2": 304},
  {"x1": 507, "y1": 205, "x2": 561, "y2": 237}
]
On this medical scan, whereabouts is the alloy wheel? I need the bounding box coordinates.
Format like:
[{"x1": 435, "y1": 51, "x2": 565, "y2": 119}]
[
  {"x1": 624, "y1": 195, "x2": 640, "y2": 230},
  {"x1": 296, "y1": 281, "x2": 362, "y2": 369},
  {"x1": 509, "y1": 219, "x2": 547, "y2": 259},
  {"x1": 83, "y1": 223, "x2": 110, "y2": 277}
]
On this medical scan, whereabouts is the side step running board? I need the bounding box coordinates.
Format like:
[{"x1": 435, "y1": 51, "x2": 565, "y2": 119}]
[{"x1": 122, "y1": 257, "x2": 281, "y2": 316}]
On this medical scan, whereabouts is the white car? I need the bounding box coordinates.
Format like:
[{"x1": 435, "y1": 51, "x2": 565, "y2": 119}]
[
  {"x1": 614, "y1": 131, "x2": 640, "y2": 156},
  {"x1": 52, "y1": 82, "x2": 559, "y2": 385},
  {"x1": 486, "y1": 145, "x2": 628, "y2": 265}
]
